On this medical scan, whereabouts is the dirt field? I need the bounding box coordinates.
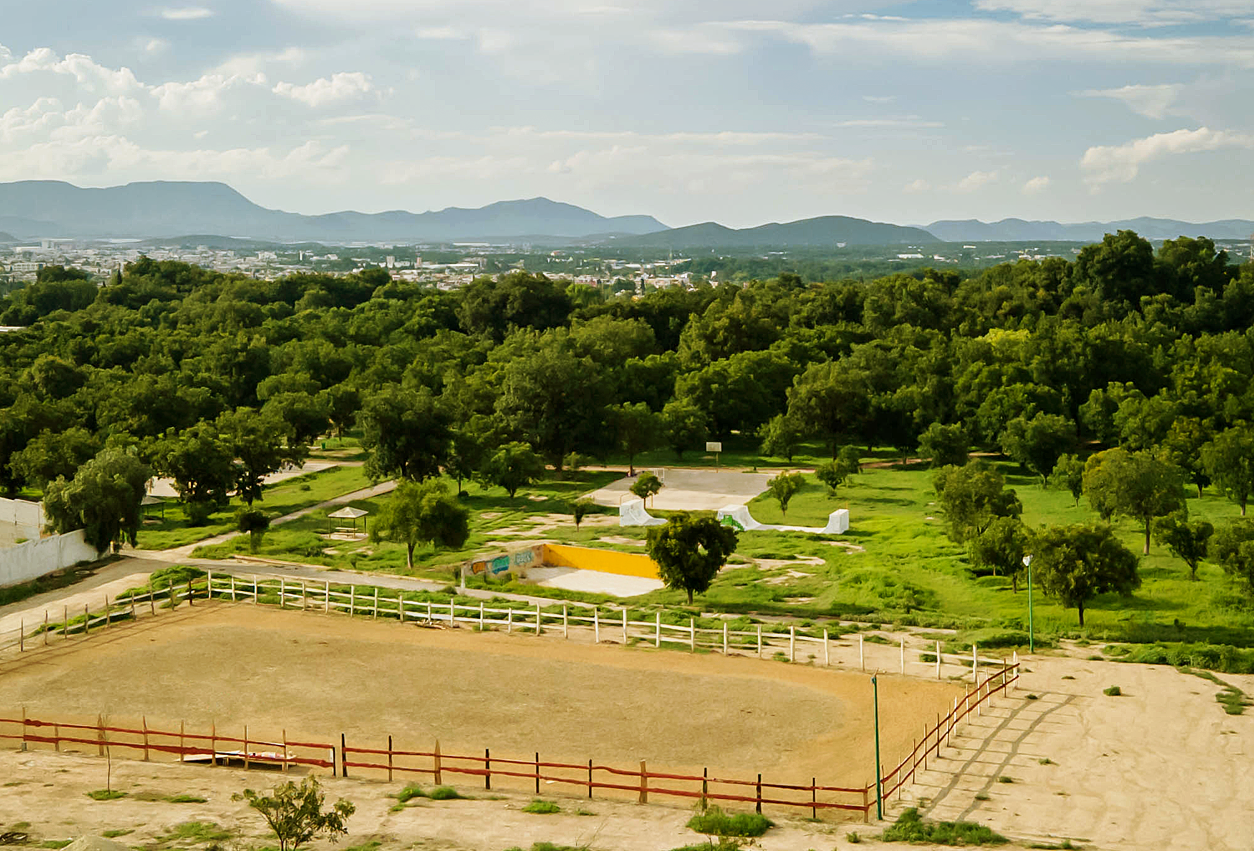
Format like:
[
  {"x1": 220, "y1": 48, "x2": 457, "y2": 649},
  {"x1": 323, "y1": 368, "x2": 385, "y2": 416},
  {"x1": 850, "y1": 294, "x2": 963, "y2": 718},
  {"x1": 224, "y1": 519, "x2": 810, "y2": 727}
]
[{"x1": 0, "y1": 603, "x2": 958, "y2": 799}]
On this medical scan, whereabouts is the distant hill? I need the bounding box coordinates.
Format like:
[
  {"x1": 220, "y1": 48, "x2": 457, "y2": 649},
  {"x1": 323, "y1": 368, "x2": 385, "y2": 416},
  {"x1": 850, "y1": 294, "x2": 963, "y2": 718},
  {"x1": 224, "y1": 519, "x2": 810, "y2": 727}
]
[
  {"x1": 612, "y1": 215, "x2": 939, "y2": 248},
  {"x1": 0, "y1": 181, "x2": 668, "y2": 242},
  {"x1": 0, "y1": 231, "x2": 16, "y2": 244},
  {"x1": 925, "y1": 217, "x2": 1254, "y2": 242}
]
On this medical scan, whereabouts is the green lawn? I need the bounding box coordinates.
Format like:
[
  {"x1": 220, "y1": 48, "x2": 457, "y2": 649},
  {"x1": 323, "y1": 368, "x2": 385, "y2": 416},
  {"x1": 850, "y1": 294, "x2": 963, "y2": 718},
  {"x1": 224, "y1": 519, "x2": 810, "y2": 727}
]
[
  {"x1": 185, "y1": 453, "x2": 1254, "y2": 649},
  {"x1": 136, "y1": 465, "x2": 372, "y2": 550}
]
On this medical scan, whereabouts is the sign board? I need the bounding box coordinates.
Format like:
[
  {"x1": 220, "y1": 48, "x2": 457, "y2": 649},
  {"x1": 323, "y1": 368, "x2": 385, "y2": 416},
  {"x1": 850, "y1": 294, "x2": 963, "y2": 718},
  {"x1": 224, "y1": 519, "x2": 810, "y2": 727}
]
[{"x1": 705, "y1": 442, "x2": 722, "y2": 453}]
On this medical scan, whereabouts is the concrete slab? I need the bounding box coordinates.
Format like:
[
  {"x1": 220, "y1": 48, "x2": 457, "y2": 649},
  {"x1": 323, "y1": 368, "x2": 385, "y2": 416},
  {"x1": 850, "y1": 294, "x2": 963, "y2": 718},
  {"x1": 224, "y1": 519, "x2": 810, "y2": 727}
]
[
  {"x1": 586, "y1": 468, "x2": 776, "y2": 512},
  {"x1": 526, "y1": 566, "x2": 663, "y2": 597}
]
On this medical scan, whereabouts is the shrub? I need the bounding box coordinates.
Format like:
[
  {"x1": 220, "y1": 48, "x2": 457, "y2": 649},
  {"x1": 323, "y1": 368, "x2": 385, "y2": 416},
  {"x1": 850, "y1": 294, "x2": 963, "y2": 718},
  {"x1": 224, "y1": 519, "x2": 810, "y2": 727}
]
[
  {"x1": 428, "y1": 786, "x2": 465, "y2": 800},
  {"x1": 523, "y1": 800, "x2": 561, "y2": 814},
  {"x1": 1103, "y1": 685, "x2": 1122, "y2": 696},
  {"x1": 85, "y1": 789, "x2": 127, "y2": 801},
  {"x1": 882, "y1": 808, "x2": 1007, "y2": 845},
  {"x1": 686, "y1": 807, "x2": 773, "y2": 838}
]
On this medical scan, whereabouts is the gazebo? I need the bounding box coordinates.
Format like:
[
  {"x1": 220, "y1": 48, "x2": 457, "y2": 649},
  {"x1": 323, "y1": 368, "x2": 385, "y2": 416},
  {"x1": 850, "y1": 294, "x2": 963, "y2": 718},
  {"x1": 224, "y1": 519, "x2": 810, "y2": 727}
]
[
  {"x1": 327, "y1": 506, "x2": 369, "y2": 535},
  {"x1": 141, "y1": 493, "x2": 165, "y2": 520}
]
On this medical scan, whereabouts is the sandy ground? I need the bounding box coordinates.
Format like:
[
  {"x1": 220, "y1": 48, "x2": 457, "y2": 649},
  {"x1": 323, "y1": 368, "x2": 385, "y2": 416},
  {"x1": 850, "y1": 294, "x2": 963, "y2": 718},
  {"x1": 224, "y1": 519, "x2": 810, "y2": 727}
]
[
  {"x1": 586, "y1": 469, "x2": 778, "y2": 512},
  {"x1": 0, "y1": 560, "x2": 156, "y2": 645},
  {"x1": 0, "y1": 603, "x2": 958, "y2": 802}
]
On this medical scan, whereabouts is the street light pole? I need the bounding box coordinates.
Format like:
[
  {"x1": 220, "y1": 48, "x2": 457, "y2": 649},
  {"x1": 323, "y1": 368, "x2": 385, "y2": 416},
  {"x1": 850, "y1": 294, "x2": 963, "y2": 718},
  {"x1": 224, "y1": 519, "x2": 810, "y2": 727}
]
[
  {"x1": 872, "y1": 674, "x2": 883, "y2": 820},
  {"x1": 1023, "y1": 555, "x2": 1034, "y2": 653}
]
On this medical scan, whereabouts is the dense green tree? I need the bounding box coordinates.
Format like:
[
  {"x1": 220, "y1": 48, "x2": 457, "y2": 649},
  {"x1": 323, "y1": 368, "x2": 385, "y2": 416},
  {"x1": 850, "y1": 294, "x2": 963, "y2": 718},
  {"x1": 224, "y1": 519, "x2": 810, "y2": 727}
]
[
  {"x1": 8, "y1": 427, "x2": 98, "y2": 490},
  {"x1": 1048, "y1": 453, "x2": 1086, "y2": 505},
  {"x1": 758, "y1": 412, "x2": 806, "y2": 461},
  {"x1": 495, "y1": 340, "x2": 607, "y2": 468},
  {"x1": 766, "y1": 471, "x2": 804, "y2": 518},
  {"x1": 149, "y1": 422, "x2": 235, "y2": 524},
  {"x1": 359, "y1": 385, "x2": 451, "y2": 482},
  {"x1": 372, "y1": 479, "x2": 470, "y2": 570},
  {"x1": 1000, "y1": 413, "x2": 1076, "y2": 483},
  {"x1": 1031, "y1": 522, "x2": 1141, "y2": 626},
  {"x1": 660, "y1": 399, "x2": 708, "y2": 460},
  {"x1": 646, "y1": 511, "x2": 739, "y2": 604},
  {"x1": 1211, "y1": 519, "x2": 1254, "y2": 592},
  {"x1": 1202, "y1": 427, "x2": 1254, "y2": 516},
  {"x1": 933, "y1": 461, "x2": 1022, "y2": 544},
  {"x1": 43, "y1": 448, "x2": 150, "y2": 554},
  {"x1": 1083, "y1": 448, "x2": 1186, "y2": 553},
  {"x1": 969, "y1": 516, "x2": 1030, "y2": 591},
  {"x1": 1152, "y1": 512, "x2": 1213, "y2": 581},
  {"x1": 236, "y1": 508, "x2": 271, "y2": 553},
  {"x1": 612, "y1": 401, "x2": 662, "y2": 475},
  {"x1": 786, "y1": 360, "x2": 870, "y2": 456},
  {"x1": 630, "y1": 472, "x2": 663, "y2": 506},
  {"x1": 478, "y1": 441, "x2": 545, "y2": 498},
  {"x1": 917, "y1": 422, "x2": 969, "y2": 468},
  {"x1": 216, "y1": 408, "x2": 306, "y2": 505}
]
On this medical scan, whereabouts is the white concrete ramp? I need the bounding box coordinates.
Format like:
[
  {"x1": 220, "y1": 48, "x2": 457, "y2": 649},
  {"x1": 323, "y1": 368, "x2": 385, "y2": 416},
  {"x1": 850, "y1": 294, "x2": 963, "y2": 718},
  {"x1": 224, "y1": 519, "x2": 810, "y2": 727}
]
[
  {"x1": 716, "y1": 505, "x2": 849, "y2": 535},
  {"x1": 619, "y1": 497, "x2": 666, "y2": 527}
]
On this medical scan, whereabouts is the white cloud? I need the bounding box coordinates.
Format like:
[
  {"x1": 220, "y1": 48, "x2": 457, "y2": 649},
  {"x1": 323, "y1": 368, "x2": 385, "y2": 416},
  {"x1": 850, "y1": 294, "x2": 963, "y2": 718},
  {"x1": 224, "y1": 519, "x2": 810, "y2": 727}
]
[
  {"x1": 973, "y1": 0, "x2": 1249, "y2": 26},
  {"x1": 416, "y1": 27, "x2": 468, "y2": 40},
  {"x1": 159, "y1": 6, "x2": 215, "y2": 20},
  {"x1": 273, "y1": 72, "x2": 375, "y2": 107},
  {"x1": 150, "y1": 72, "x2": 269, "y2": 114},
  {"x1": 1022, "y1": 175, "x2": 1050, "y2": 194},
  {"x1": 956, "y1": 170, "x2": 998, "y2": 192},
  {"x1": 903, "y1": 179, "x2": 929, "y2": 193},
  {"x1": 1077, "y1": 83, "x2": 1183, "y2": 119},
  {"x1": 1081, "y1": 126, "x2": 1254, "y2": 184},
  {"x1": 0, "y1": 48, "x2": 143, "y2": 95},
  {"x1": 142, "y1": 38, "x2": 171, "y2": 57}
]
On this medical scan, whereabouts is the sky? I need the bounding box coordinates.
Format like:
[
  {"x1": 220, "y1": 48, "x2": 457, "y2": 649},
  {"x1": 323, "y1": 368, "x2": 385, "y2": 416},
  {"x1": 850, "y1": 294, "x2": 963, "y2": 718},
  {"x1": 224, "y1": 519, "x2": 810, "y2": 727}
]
[{"x1": 1, "y1": 0, "x2": 1252, "y2": 229}]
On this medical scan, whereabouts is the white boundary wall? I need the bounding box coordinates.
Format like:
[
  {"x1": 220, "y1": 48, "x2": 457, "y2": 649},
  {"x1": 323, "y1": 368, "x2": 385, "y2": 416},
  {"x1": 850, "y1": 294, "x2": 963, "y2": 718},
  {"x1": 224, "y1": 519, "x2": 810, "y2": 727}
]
[
  {"x1": 0, "y1": 529, "x2": 100, "y2": 587},
  {"x1": 0, "y1": 497, "x2": 43, "y2": 540}
]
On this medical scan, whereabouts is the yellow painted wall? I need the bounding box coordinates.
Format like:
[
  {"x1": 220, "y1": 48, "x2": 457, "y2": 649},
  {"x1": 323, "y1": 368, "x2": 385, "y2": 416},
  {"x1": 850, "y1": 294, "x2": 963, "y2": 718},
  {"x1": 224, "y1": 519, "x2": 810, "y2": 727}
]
[{"x1": 542, "y1": 544, "x2": 660, "y2": 579}]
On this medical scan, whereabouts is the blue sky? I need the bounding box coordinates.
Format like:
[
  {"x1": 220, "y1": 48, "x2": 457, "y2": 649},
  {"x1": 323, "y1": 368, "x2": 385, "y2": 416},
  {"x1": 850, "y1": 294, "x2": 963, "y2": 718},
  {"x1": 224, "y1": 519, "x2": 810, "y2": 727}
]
[{"x1": 1, "y1": 0, "x2": 1252, "y2": 228}]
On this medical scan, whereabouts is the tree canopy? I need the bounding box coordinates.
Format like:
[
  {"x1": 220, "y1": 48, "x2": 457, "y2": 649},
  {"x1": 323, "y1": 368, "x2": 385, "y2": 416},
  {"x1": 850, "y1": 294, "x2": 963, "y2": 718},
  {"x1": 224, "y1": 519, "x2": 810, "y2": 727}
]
[
  {"x1": 646, "y1": 512, "x2": 739, "y2": 604},
  {"x1": 1031, "y1": 522, "x2": 1141, "y2": 626}
]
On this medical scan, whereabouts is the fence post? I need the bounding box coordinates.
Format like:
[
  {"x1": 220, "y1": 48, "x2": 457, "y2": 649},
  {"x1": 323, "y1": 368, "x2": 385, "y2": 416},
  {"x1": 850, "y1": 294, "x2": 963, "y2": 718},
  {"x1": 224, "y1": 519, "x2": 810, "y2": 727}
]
[
  {"x1": 373, "y1": 587, "x2": 379, "y2": 619},
  {"x1": 860, "y1": 634, "x2": 864, "y2": 671},
  {"x1": 244, "y1": 725, "x2": 250, "y2": 771},
  {"x1": 53, "y1": 723, "x2": 59, "y2": 752},
  {"x1": 587, "y1": 759, "x2": 593, "y2": 799},
  {"x1": 507, "y1": 608, "x2": 513, "y2": 634},
  {"x1": 936, "y1": 641, "x2": 942, "y2": 679},
  {"x1": 387, "y1": 735, "x2": 393, "y2": 782},
  {"x1": 19, "y1": 708, "x2": 26, "y2": 752},
  {"x1": 187, "y1": 580, "x2": 193, "y2": 607},
  {"x1": 639, "y1": 760, "x2": 648, "y2": 803},
  {"x1": 563, "y1": 605, "x2": 568, "y2": 638},
  {"x1": 486, "y1": 748, "x2": 491, "y2": 790},
  {"x1": 812, "y1": 777, "x2": 817, "y2": 819},
  {"x1": 723, "y1": 622, "x2": 728, "y2": 656},
  {"x1": 899, "y1": 637, "x2": 905, "y2": 674},
  {"x1": 757, "y1": 624, "x2": 762, "y2": 658},
  {"x1": 104, "y1": 595, "x2": 110, "y2": 627},
  {"x1": 824, "y1": 629, "x2": 829, "y2": 666},
  {"x1": 142, "y1": 716, "x2": 149, "y2": 761},
  {"x1": 534, "y1": 752, "x2": 540, "y2": 794},
  {"x1": 211, "y1": 722, "x2": 217, "y2": 767},
  {"x1": 655, "y1": 612, "x2": 661, "y2": 648},
  {"x1": 130, "y1": 596, "x2": 136, "y2": 622},
  {"x1": 348, "y1": 585, "x2": 355, "y2": 616},
  {"x1": 622, "y1": 608, "x2": 627, "y2": 644},
  {"x1": 84, "y1": 603, "x2": 90, "y2": 636},
  {"x1": 341, "y1": 733, "x2": 348, "y2": 778},
  {"x1": 593, "y1": 608, "x2": 599, "y2": 643},
  {"x1": 434, "y1": 740, "x2": 442, "y2": 784},
  {"x1": 536, "y1": 603, "x2": 542, "y2": 636},
  {"x1": 302, "y1": 580, "x2": 309, "y2": 611},
  {"x1": 206, "y1": 569, "x2": 212, "y2": 598},
  {"x1": 280, "y1": 578, "x2": 286, "y2": 609},
  {"x1": 973, "y1": 643, "x2": 978, "y2": 682},
  {"x1": 427, "y1": 601, "x2": 433, "y2": 622},
  {"x1": 480, "y1": 602, "x2": 485, "y2": 630},
  {"x1": 283, "y1": 729, "x2": 289, "y2": 774},
  {"x1": 231, "y1": 574, "x2": 237, "y2": 602},
  {"x1": 64, "y1": 605, "x2": 68, "y2": 639},
  {"x1": 690, "y1": 618, "x2": 696, "y2": 651},
  {"x1": 863, "y1": 786, "x2": 869, "y2": 823},
  {"x1": 398, "y1": 592, "x2": 405, "y2": 622},
  {"x1": 325, "y1": 581, "x2": 331, "y2": 613},
  {"x1": 96, "y1": 714, "x2": 104, "y2": 756},
  {"x1": 701, "y1": 767, "x2": 708, "y2": 809},
  {"x1": 755, "y1": 774, "x2": 762, "y2": 814},
  {"x1": 789, "y1": 626, "x2": 796, "y2": 662},
  {"x1": 43, "y1": 611, "x2": 48, "y2": 646}
]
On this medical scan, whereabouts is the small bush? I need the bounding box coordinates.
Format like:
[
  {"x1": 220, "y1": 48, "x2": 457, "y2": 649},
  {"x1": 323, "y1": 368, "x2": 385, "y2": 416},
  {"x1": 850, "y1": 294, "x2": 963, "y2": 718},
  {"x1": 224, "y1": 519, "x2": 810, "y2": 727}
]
[
  {"x1": 686, "y1": 807, "x2": 773, "y2": 838},
  {"x1": 847, "y1": 831, "x2": 862, "y2": 844},
  {"x1": 997, "y1": 776, "x2": 1014, "y2": 784},
  {"x1": 974, "y1": 792, "x2": 990, "y2": 801},
  {"x1": 166, "y1": 793, "x2": 208, "y2": 803},
  {"x1": 428, "y1": 786, "x2": 465, "y2": 800},
  {"x1": 1103, "y1": 685, "x2": 1122, "y2": 696},
  {"x1": 523, "y1": 800, "x2": 561, "y2": 814},
  {"x1": 1039, "y1": 757, "x2": 1053, "y2": 765},
  {"x1": 101, "y1": 830, "x2": 132, "y2": 839},
  {"x1": 396, "y1": 784, "x2": 427, "y2": 803},
  {"x1": 882, "y1": 808, "x2": 1006, "y2": 845},
  {"x1": 86, "y1": 790, "x2": 127, "y2": 801}
]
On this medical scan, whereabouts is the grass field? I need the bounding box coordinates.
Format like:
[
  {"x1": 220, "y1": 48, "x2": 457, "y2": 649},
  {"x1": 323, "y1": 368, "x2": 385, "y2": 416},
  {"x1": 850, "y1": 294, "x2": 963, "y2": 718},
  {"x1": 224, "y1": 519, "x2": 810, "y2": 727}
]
[{"x1": 135, "y1": 465, "x2": 372, "y2": 550}]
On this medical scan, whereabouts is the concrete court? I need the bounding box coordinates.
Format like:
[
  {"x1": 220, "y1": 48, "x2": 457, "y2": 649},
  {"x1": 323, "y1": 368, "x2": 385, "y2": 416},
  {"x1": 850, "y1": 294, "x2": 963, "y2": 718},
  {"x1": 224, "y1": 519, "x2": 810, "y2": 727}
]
[{"x1": 585, "y1": 468, "x2": 777, "y2": 511}]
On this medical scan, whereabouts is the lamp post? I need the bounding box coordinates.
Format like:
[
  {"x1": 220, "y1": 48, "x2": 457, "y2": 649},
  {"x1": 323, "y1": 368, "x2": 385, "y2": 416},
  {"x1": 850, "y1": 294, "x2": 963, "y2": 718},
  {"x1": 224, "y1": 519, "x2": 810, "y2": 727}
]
[
  {"x1": 871, "y1": 674, "x2": 883, "y2": 820},
  {"x1": 1023, "y1": 555, "x2": 1034, "y2": 653}
]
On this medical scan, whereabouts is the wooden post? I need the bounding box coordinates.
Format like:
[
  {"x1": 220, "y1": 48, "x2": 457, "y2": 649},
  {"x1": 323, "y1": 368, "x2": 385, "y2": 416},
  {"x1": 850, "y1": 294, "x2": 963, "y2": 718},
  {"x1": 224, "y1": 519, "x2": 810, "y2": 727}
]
[
  {"x1": 757, "y1": 624, "x2": 762, "y2": 658},
  {"x1": 812, "y1": 777, "x2": 817, "y2": 819},
  {"x1": 723, "y1": 622, "x2": 728, "y2": 656},
  {"x1": 18, "y1": 620, "x2": 23, "y2": 652},
  {"x1": 178, "y1": 721, "x2": 184, "y2": 763},
  {"x1": 341, "y1": 733, "x2": 348, "y2": 778},
  {"x1": 824, "y1": 629, "x2": 830, "y2": 666},
  {"x1": 253, "y1": 575, "x2": 259, "y2": 605},
  {"x1": 535, "y1": 752, "x2": 540, "y2": 794},
  {"x1": 449, "y1": 598, "x2": 455, "y2": 626},
  {"x1": 130, "y1": 596, "x2": 136, "y2": 621},
  {"x1": 206, "y1": 569, "x2": 213, "y2": 598},
  {"x1": 536, "y1": 603, "x2": 542, "y2": 636},
  {"x1": 973, "y1": 644, "x2": 978, "y2": 682},
  {"x1": 427, "y1": 600, "x2": 433, "y2": 622},
  {"x1": 43, "y1": 611, "x2": 48, "y2": 646},
  {"x1": 104, "y1": 594, "x2": 110, "y2": 627},
  {"x1": 373, "y1": 586, "x2": 379, "y2": 619},
  {"x1": 434, "y1": 739, "x2": 442, "y2": 784},
  {"x1": 639, "y1": 760, "x2": 648, "y2": 803},
  {"x1": 900, "y1": 636, "x2": 905, "y2": 674},
  {"x1": 231, "y1": 574, "x2": 237, "y2": 602},
  {"x1": 486, "y1": 748, "x2": 492, "y2": 790},
  {"x1": 19, "y1": 708, "x2": 26, "y2": 752},
  {"x1": 387, "y1": 735, "x2": 393, "y2": 782},
  {"x1": 655, "y1": 611, "x2": 660, "y2": 648},
  {"x1": 507, "y1": 608, "x2": 513, "y2": 633},
  {"x1": 279, "y1": 578, "x2": 286, "y2": 609},
  {"x1": 690, "y1": 618, "x2": 696, "y2": 651},
  {"x1": 244, "y1": 725, "x2": 250, "y2": 770},
  {"x1": 397, "y1": 592, "x2": 404, "y2": 622},
  {"x1": 283, "y1": 729, "x2": 289, "y2": 774},
  {"x1": 84, "y1": 603, "x2": 90, "y2": 635},
  {"x1": 211, "y1": 722, "x2": 217, "y2": 767},
  {"x1": 325, "y1": 581, "x2": 331, "y2": 613},
  {"x1": 789, "y1": 626, "x2": 796, "y2": 662},
  {"x1": 587, "y1": 759, "x2": 593, "y2": 799},
  {"x1": 96, "y1": 714, "x2": 104, "y2": 756},
  {"x1": 863, "y1": 786, "x2": 869, "y2": 823},
  {"x1": 53, "y1": 723, "x2": 59, "y2": 752},
  {"x1": 349, "y1": 585, "x2": 355, "y2": 615},
  {"x1": 621, "y1": 608, "x2": 627, "y2": 644},
  {"x1": 186, "y1": 579, "x2": 193, "y2": 607},
  {"x1": 64, "y1": 605, "x2": 68, "y2": 638},
  {"x1": 593, "y1": 608, "x2": 599, "y2": 643},
  {"x1": 480, "y1": 602, "x2": 485, "y2": 630},
  {"x1": 755, "y1": 774, "x2": 762, "y2": 814},
  {"x1": 302, "y1": 580, "x2": 308, "y2": 611},
  {"x1": 562, "y1": 605, "x2": 568, "y2": 638},
  {"x1": 142, "y1": 716, "x2": 149, "y2": 761}
]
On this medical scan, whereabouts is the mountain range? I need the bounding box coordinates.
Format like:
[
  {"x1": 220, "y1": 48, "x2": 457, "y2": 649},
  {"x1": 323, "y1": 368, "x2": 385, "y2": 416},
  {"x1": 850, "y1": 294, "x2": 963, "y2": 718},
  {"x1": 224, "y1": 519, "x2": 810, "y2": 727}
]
[{"x1": 0, "y1": 180, "x2": 1249, "y2": 245}]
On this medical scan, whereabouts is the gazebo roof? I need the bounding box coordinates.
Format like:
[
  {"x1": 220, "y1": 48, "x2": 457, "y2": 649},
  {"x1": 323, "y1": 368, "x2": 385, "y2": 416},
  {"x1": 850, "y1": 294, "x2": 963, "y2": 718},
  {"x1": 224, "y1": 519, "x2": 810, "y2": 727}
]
[
  {"x1": 327, "y1": 506, "x2": 369, "y2": 520},
  {"x1": 141, "y1": 494, "x2": 165, "y2": 505}
]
